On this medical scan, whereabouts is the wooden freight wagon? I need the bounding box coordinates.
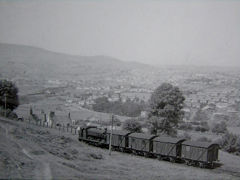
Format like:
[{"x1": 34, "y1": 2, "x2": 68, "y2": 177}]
[
  {"x1": 128, "y1": 133, "x2": 157, "y2": 155},
  {"x1": 106, "y1": 130, "x2": 132, "y2": 151},
  {"x1": 181, "y1": 141, "x2": 219, "y2": 168},
  {"x1": 152, "y1": 137, "x2": 185, "y2": 161}
]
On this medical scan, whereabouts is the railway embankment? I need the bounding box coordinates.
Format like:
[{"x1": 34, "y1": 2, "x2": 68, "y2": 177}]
[{"x1": 0, "y1": 117, "x2": 240, "y2": 179}]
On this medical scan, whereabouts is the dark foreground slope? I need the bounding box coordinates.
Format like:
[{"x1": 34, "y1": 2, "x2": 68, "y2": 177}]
[{"x1": 0, "y1": 117, "x2": 240, "y2": 180}]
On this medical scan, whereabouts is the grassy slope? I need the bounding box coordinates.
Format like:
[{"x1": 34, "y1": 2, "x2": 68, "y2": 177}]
[
  {"x1": 0, "y1": 117, "x2": 240, "y2": 180},
  {"x1": 15, "y1": 97, "x2": 129, "y2": 126}
]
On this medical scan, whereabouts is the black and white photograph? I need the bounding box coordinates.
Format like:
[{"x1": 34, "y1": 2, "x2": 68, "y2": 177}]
[{"x1": 0, "y1": 0, "x2": 240, "y2": 179}]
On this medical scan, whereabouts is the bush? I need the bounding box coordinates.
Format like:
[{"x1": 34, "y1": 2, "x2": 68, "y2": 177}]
[
  {"x1": 215, "y1": 132, "x2": 240, "y2": 154},
  {"x1": 0, "y1": 107, "x2": 18, "y2": 119},
  {"x1": 113, "y1": 117, "x2": 122, "y2": 126},
  {"x1": 212, "y1": 121, "x2": 227, "y2": 134},
  {"x1": 92, "y1": 97, "x2": 146, "y2": 117},
  {"x1": 8, "y1": 111, "x2": 18, "y2": 119},
  {"x1": 195, "y1": 125, "x2": 209, "y2": 132},
  {"x1": 168, "y1": 128, "x2": 177, "y2": 137},
  {"x1": 192, "y1": 121, "x2": 200, "y2": 125},
  {"x1": 178, "y1": 132, "x2": 191, "y2": 140},
  {"x1": 122, "y1": 119, "x2": 142, "y2": 133},
  {"x1": 101, "y1": 117, "x2": 122, "y2": 127},
  {"x1": 179, "y1": 123, "x2": 193, "y2": 130},
  {"x1": 195, "y1": 126, "x2": 201, "y2": 131}
]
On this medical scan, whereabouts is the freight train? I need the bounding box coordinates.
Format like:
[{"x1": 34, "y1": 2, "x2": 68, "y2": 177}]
[{"x1": 78, "y1": 125, "x2": 219, "y2": 168}]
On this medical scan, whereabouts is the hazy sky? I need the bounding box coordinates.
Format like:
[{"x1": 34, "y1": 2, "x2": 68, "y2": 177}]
[{"x1": 0, "y1": 0, "x2": 240, "y2": 67}]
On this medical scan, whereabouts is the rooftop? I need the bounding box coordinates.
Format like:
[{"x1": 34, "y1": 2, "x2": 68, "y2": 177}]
[
  {"x1": 129, "y1": 133, "x2": 157, "y2": 140},
  {"x1": 107, "y1": 130, "x2": 131, "y2": 136},
  {"x1": 153, "y1": 136, "x2": 185, "y2": 144},
  {"x1": 182, "y1": 141, "x2": 219, "y2": 149}
]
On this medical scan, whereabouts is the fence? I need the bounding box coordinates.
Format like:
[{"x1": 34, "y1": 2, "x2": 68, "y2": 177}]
[{"x1": 26, "y1": 118, "x2": 79, "y2": 135}]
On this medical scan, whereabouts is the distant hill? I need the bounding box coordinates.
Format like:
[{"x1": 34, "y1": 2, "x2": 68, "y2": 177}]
[{"x1": 0, "y1": 43, "x2": 151, "y2": 81}]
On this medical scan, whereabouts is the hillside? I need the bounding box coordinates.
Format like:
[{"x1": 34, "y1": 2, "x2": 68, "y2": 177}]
[
  {"x1": 0, "y1": 43, "x2": 160, "y2": 108},
  {"x1": 1, "y1": 117, "x2": 240, "y2": 180},
  {"x1": 0, "y1": 43, "x2": 150, "y2": 84},
  {"x1": 1, "y1": 43, "x2": 240, "y2": 128}
]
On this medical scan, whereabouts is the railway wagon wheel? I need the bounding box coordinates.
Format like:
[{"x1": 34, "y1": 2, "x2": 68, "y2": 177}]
[
  {"x1": 209, "y1": 162, "x2": 214, "y2": 169},
  {"x1": 169, "y1": 157, "x2": 176, "y2": 163},
  {"x1": 185, "y1": 160, "x2": 191, "y2": 166},
  {"x1": 157, "y1": 155, "x2": 163, "y2": 160},
  {"x1": 132, "y1": 150, "x2": 137, "y2": 155},
  {"x1": 199, "y1": 162, "x2": 205, "y2": 168},
  {"x1": 143, "y1": 152, "x2": 149, "y2": 157}
]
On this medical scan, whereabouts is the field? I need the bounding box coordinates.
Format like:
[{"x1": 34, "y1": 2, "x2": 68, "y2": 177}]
[
  {"x1": 1, "y1": 117, "x2": 240, "y2": 180},
  {"x1": 16, "y1": 94, "x2": 129, "y2": 126}
]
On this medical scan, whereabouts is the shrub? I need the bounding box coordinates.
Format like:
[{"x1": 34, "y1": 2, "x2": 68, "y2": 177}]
[
  {"x1": 102, "y1": 117, "x2": 122, "y2": 126},
  {"x1": 178, "y1": 132, "x2": 191, "y2": 140},
  {"x1": 0, "y1": 107, "x2": 18, "y2": 119},
  {"x1": 179, "y1": 123, "x2": 193, "y2": 130},
  {"x1": 192, "y1": 121, "x2": 200, "y2": 125},
  {"x1": 212, "y1": 121, "x2": 227, "y2": 134},
  {"x1": 195, "y1": 125, "x2": 209, "y2": 132},
  {"x1": 92, "y1": 97, "x2": 146, "y2": 117},
  {"x1": 168, "y1": 128, "x2": 177, "y2": 137},
  {"x1": 215, "y1": 132, "x2": 240, "y2": 154},
  {"x1": 113, "y1": 117, "x2": 122, "y2": 126},
  {"x1": 123, "y1": 119, "x2": 142, "y2": 133},
  {"x1": 195, "y1": 126, "x2": 201, "y2": 132},
  {"x1": 201, "y1": 126, "x2": 209, "y2": 132}
]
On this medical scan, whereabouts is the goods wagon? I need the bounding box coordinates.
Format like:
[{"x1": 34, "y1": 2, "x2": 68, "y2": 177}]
[
  {"x1": 128, "y1": 133, "x2": 157, "y2": 155},
  {"x1": 153, "y1": 137, "x2": 185, "y2": 162},
  {"x1": 106, "y1": 130, "x2": 132, "y2": 151},
  {"x1": 181, "y1": 141, "x2": 219, "y2": 168}
]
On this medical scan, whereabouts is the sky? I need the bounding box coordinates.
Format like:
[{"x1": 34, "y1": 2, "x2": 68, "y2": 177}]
[{"x1": 0, "y1": 0, "x2": 240, "y2": 67}]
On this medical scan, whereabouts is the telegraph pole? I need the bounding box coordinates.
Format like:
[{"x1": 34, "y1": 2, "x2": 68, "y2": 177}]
[
  {"x1": 108, "y1": 114, "x2": 114, "y2": 155},
  {"x1": 4, "y1": 93, "x2": 7, "y2": 117}
]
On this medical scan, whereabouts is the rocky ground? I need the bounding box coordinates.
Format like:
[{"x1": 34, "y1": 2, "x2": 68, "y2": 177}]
[{"x1": 0, "y1": 117, "x2": 240, "y2": 180}]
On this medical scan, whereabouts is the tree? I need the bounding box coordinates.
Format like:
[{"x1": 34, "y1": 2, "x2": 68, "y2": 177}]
[
  {"x1": 0, "y1": 80, "x2": 19, "y2": 111},
  {"x1": 122, "y1": 118, "x2": 142, "y2": 133},
  {"x1": 148, "y1": 83, "x2": 185, "y2": 135},
  {"x1": 92, "y1": 96, "x2": 146, "y2": 117}
]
